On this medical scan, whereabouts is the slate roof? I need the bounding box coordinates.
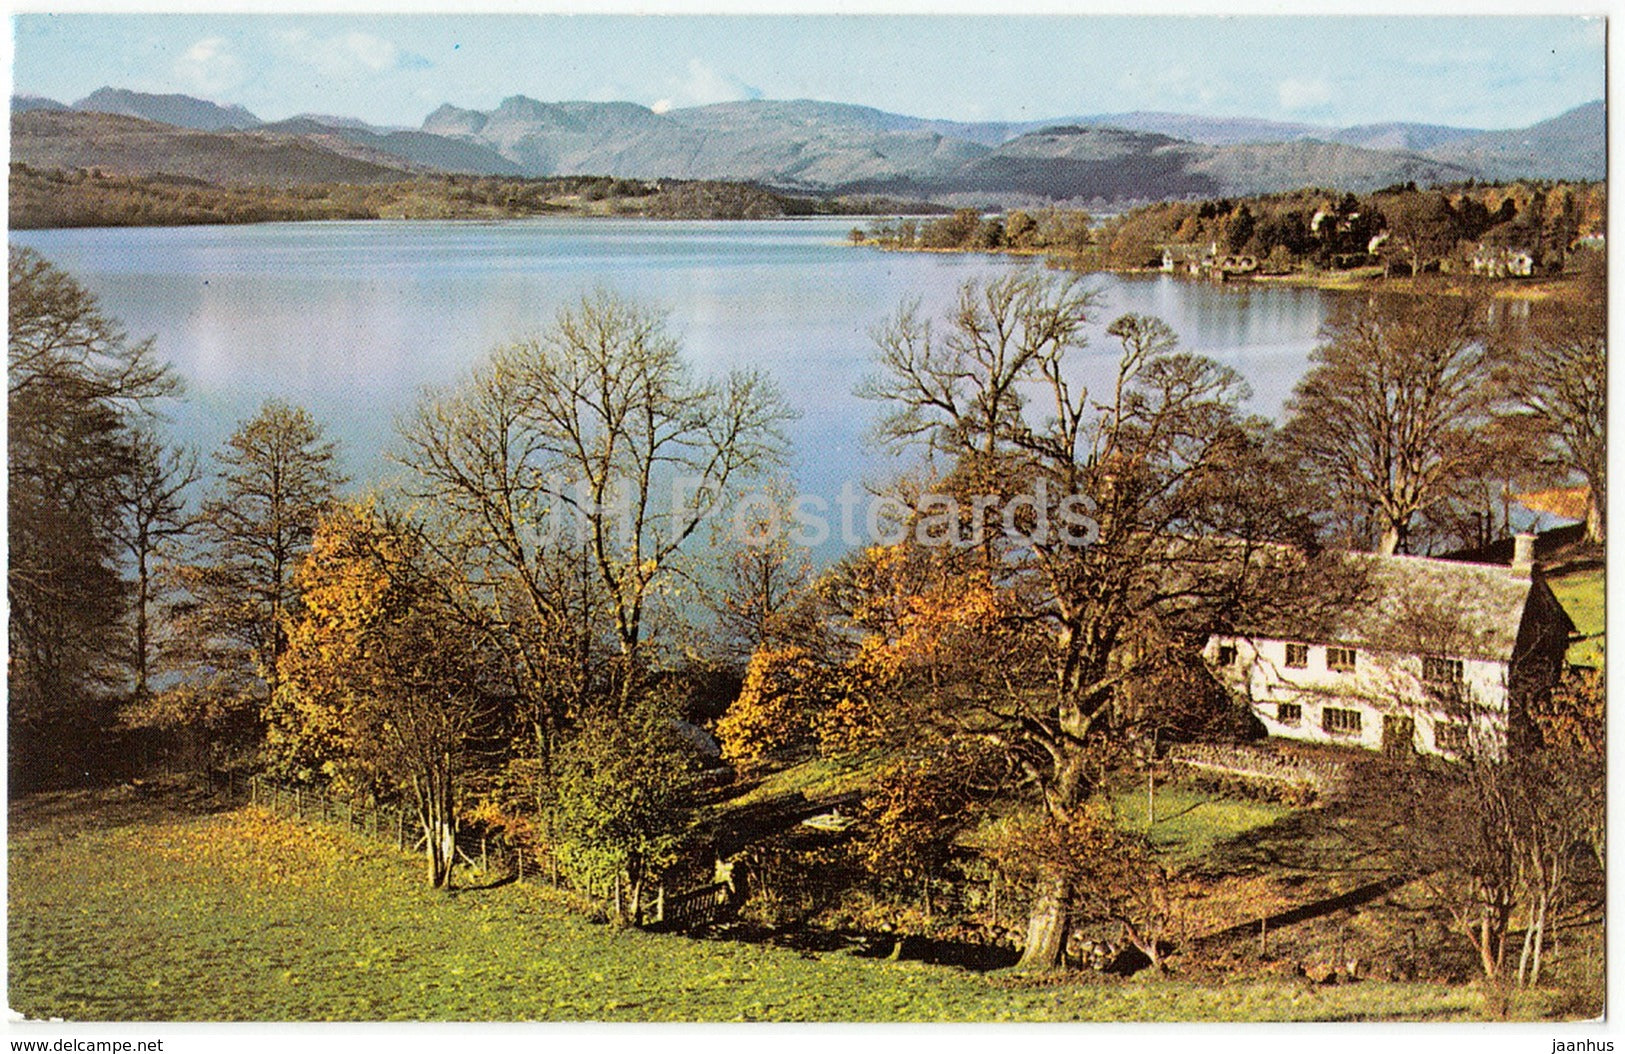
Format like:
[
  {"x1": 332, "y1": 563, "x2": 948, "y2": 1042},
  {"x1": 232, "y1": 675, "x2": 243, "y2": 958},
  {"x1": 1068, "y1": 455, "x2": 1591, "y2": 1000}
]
[{"x1": 1224, "y1": 549, "x2": 1568, "y2": 664}]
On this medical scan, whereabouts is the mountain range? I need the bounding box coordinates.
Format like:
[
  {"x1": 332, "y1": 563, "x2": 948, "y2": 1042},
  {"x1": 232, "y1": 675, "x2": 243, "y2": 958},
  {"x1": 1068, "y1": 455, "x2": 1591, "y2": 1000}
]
[{"x1": 11, "y1": 86, "x2": 1606, "y2": 207}]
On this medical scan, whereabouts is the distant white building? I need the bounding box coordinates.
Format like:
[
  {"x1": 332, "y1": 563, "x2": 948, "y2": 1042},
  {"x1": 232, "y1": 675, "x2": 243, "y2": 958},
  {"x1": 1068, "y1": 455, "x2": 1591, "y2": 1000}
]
[
  {"x1": 1203, "y1": 536, "x2": 1573, "y2": 760},
  {"x1": 1471, "y1": 244, "x2": 1539, "y2": 278}
]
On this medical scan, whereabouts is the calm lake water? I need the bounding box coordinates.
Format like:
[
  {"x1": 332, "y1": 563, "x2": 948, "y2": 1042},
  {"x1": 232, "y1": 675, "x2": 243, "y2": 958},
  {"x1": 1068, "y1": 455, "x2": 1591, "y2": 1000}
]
[{"x1": 12, "y1": 218, "x2": 1336, "y2": 510}]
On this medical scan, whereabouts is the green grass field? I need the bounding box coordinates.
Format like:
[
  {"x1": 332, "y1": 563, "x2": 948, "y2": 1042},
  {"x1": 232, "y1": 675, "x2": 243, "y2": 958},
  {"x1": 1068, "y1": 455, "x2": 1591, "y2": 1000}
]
[
  {"x1": 1547, "y1": 567, "x2": 1605, "y2": 668},
  {"x1": 9, "y1": 783, "x2": 1573, "y2": 1022},
  {"x1": 1108, "y1": 784, "x2": 1294, "y2": 864}
]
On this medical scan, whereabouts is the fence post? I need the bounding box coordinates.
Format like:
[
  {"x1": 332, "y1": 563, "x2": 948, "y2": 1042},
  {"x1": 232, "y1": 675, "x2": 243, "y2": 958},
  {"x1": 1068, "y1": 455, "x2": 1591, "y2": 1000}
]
[
  {"x1": 481, "y1": 834, "x2": 488, "y2": 874},
  {"x1": 656, "y1": 885, "x2": 665, "y2": 926}
]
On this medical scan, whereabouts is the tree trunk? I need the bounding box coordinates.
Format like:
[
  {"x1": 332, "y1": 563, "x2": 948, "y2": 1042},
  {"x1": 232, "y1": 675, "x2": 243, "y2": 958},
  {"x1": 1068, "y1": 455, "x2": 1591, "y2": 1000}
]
[
  {"x1": 133, "y1": 538, "x2": 151, "y2": 700},
  {"x1": 1015, "y1": 871, "x2": 1072, "y2": 971},
  {"x1": 1530, "y1": 886, "x2": 1550, "y2": 986},
  {"x1": 1377, "y1": 523, "x2": 1404, "y2": 557},
  {"x1": 416, "y1": 771, "x2": 457, "y2": 889}
]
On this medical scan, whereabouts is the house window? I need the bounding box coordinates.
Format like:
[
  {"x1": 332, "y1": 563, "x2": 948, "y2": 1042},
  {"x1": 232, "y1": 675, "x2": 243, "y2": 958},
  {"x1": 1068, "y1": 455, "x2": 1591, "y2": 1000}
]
[
  {"x1": 1322, "y1": 707, "x2": 1362, "y2": 736},
  {"x1": 1423, "y1": 656, "x2": 1464, "y2": 685},
  {"x1": 1326, "y1": 647, "x2": 1358, "y2": 672},
  {"x1": 1284, "y1": 643, "x2": 1309, "y2": 668},
  {"x1": 1435, "y1": 721, "x2": 1471, "y2": 755},
  {"x1": 1276, "y1": 702, "x2": 1302, "y2": 725},
  {"x1": 1217, "y1": 644, "x2": 1238, "y2": 666}
]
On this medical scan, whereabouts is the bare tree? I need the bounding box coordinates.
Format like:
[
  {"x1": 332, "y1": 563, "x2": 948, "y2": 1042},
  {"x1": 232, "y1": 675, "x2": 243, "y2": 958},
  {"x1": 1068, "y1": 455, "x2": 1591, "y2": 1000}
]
[
  {"x1": 704, "y1": 479, "x2": 815, "y2": 663},
  {"x1": 400, "y1": 289, "x2": 792, "y2": 710},
  {"x1": 174, "y1": 400, "x2": 344, "y2": 710},
  {"x1": 111, "y1": 429, "x2": 200, "y2": 701},
  {"x1": 1283, "y1": 291, "x2": 1495, "y2": 555},
  {"x1": 1495, "y1": 266, "x2": 1607, "y2": 541}
]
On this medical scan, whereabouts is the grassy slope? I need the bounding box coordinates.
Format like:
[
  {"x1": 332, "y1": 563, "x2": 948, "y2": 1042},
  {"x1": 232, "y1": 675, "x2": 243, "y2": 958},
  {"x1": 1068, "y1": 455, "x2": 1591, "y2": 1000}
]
[
  {"x1": 1546, "y1": 567, "x2": 1605, "y2": 668},
  {"x1": 10, "y1": 785, "x2": 1526, "y2": 1023},
  {"x1": 1107, "y1": 785, "x2": 1293, "y2": 865}
]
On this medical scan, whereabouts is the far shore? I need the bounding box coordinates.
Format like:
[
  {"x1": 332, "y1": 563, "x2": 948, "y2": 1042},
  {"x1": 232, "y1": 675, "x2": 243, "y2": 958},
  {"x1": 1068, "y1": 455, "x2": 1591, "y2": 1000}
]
[{"x1": 848, "y1": 239, "x2": 1590, "y2": 301}]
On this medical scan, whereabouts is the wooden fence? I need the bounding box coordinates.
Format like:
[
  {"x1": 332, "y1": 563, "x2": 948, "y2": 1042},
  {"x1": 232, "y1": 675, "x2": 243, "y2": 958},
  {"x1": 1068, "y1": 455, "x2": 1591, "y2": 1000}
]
[{"x1": 206, "y1": 771, "x2": 734, "y2": 930}]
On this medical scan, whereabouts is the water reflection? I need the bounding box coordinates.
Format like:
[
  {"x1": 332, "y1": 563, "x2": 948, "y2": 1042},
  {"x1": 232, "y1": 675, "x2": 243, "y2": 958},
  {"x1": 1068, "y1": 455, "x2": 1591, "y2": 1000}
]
[{"x1": 13, "y1": 220, "x2": 1337, "y2": 508}]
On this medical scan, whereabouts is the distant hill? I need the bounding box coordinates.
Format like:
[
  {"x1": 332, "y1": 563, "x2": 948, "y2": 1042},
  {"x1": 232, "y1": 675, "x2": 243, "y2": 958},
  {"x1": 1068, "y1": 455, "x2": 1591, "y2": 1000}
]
[
  {"x1": 840, "y1": 125, "x2": 1479, "y2": 202},
  {"x1": 73, "y1": 86, "x2": 261, "y2": 131},
  {"x1": 257, "y1": 117, "x2": 522, "y2": 176},
  {"x1": 1325, "y1": 122, "x2": 1483, "y2": 153},
  {"x1": 1180, "y1": 138, "x2": 1480, "y2": 195},
  {"x1": 1424, "y1": 101, "x2": 1606, "y2": 182},
  {"x1": 12, "y1": 110, "x2": 414, "y2": 185},
  {"x1": 14, "y1": 86, "x2": 1605, "y2": 207},
  {"x1": 1068, "y1": 111, "x2": 1328, "y2": 146},
  {"x1": 1061, "y1": 112, "x2": 1489, "y2": 154},
  {"x1": 12, "y1": 94, "x2": 67, "y2": 114}
]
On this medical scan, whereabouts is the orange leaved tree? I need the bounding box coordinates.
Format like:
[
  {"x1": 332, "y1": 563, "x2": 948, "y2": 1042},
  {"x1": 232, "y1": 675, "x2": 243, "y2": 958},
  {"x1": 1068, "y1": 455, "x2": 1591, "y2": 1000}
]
[{"x1": 276, "y1": 500, "x2": 494, "y2": 888}]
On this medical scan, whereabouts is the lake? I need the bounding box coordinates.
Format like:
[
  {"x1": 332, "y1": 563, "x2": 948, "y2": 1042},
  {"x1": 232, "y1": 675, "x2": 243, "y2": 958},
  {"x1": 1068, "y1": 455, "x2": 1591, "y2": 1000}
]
[{"x1": 11, "y1": 218, "x2": 1337, "y2": 514}]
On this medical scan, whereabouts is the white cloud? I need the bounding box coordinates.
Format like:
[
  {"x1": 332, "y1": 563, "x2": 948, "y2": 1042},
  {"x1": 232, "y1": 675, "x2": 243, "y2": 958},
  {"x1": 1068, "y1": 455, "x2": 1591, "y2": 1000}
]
[
  {"x1": 1277, "y1": 77, "x2": 1334, "y2": 114},
  {"x1": 657, "y1": 59, "x2": 762, "y2": 110},
  {"x1": 173, "y1": 36, "x2": 250, "y2": 96},
  {"x1": 278, "y1": 28, "x2": 431, "y2": 82}
]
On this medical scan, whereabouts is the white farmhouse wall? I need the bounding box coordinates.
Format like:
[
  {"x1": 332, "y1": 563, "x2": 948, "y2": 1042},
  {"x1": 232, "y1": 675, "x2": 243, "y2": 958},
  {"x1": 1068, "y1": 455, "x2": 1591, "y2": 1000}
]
[{"x1": 1205, "y1": 635, "x2": 1511, "y2": 759}]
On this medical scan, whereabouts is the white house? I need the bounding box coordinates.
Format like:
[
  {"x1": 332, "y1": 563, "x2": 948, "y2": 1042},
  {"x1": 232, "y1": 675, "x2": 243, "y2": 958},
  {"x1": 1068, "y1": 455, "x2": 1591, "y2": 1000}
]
[
  {"x1": 1203, "y1": 535, "x2": 1573, "y2": 760},
  {"x1": 1471, "y1": 244, "x2": 1539, "y2": 278}
]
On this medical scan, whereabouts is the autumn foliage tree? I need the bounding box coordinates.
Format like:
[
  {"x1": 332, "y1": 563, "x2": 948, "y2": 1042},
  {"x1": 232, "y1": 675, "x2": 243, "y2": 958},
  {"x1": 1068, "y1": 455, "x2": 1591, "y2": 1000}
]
[
  {"x1": 851, "y1": 272, "x2": 1291, "y2": 969},
  {"x1": 987, "y1": 805, "x2": 1191, "y2": 975},
  {"x1": 276, "y1": 501, "x2": 493, "y2": 888},
  {"x1": 854, "y1": 740, "x2": 1004, "y2": 913},
  {"x1": 714, "y1": 645, "x2": 828, "y2": 766}
]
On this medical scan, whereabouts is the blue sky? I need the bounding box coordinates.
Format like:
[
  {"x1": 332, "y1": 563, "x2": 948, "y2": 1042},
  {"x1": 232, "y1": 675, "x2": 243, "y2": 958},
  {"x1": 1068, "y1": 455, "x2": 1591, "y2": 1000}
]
[{"x1": 10, "y1": 13, "x2": 1605, "y2": 130}]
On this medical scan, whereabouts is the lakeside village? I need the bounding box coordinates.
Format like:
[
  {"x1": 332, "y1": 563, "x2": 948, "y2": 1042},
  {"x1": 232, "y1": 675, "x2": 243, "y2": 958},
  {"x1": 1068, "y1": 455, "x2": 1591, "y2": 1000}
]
[{"x1": 853, "y1": 180, "x2": 1605, "y2": 293}]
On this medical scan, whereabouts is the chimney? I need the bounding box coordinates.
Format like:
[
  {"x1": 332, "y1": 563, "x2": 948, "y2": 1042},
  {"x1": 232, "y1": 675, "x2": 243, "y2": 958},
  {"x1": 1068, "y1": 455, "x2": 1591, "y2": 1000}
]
[{"x1": 1511, "y1": 532, "x2": 1536, "y2": 578}]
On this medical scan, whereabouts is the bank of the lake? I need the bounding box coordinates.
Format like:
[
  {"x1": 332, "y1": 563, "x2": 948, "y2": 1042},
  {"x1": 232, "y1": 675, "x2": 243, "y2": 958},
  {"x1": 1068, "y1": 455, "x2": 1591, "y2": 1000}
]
[
  {"x1": 10, "y1": 166, "x2": 943, "y2": 230},
  {"x1": 850, "y1": 240, "x2": 1589, "y2": 301}
]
